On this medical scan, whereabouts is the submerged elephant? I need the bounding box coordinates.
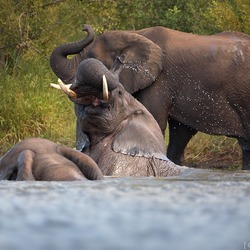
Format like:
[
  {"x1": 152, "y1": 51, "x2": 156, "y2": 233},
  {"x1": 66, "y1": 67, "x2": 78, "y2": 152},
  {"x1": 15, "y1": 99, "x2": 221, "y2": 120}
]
[
  {"x1": 50, "y1": 24, "x2": 250, "y2": 169},
  {"x1": 0, "y1": 138, "x2": 103, "y2": 181},
  {"x1": 55, "y1": 57, "x2": 182, "y2": 177}
]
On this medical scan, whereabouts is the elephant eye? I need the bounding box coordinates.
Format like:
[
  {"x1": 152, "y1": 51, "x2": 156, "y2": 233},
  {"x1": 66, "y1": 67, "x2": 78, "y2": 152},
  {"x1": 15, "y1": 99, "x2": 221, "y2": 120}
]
[{"x1": 118, "y1": 90, "x2": 123, "y2": 96}]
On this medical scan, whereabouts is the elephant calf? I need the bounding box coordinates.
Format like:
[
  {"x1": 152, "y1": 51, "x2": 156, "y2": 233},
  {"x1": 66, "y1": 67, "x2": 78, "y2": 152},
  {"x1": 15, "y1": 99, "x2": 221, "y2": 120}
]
[{"x1": 0, "y1": 138, "x2": 103, "y2": 181}]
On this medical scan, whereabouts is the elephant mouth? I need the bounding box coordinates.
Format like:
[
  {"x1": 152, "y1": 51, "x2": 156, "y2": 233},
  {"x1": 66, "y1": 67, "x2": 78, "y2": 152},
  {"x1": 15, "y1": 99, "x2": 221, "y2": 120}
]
[
  {"x1": 84, "y1": 95, "x2": 102, "y2": 106},
  {"x1": 71, "y1": 95, "x2": 102, "y2": 106},
  {"x1": 53, "y1": 74, "x2": 111, "y2": 108},
  {"x1": 69, "y1": 94, "x2": 110, "y2": 108},
  {"x1": 70, "y1": 74, "x2": 111, "y2": 107},
  {"x1": 83, "y1": 97, "x2": 111, "y2": 117}
]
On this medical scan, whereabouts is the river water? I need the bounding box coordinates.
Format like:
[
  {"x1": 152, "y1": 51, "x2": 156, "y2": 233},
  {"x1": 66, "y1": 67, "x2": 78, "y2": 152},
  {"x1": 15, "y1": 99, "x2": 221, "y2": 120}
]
[{"x1": 0, "y1": 170, "x2": 250, "y2": 250}]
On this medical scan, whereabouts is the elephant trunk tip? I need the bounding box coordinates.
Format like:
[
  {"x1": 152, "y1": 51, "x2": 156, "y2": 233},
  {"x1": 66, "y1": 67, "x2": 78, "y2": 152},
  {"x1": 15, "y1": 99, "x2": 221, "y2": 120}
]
[{"x1": 50, "y1": 24, "x2": 95, "y2": 85}]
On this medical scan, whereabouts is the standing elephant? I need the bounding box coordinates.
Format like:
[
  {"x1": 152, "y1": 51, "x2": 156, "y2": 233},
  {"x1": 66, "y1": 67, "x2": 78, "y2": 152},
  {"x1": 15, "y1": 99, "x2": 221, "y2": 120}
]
[
  {"x1": 0, "y1": 138, "x2": 103, "y2": 181},
  {"x1": 55, "y1": 57, "x2": 182, "y2": 177},
  {"x1": 50, "y1": 24, "x2": 250, "y2": 169}
]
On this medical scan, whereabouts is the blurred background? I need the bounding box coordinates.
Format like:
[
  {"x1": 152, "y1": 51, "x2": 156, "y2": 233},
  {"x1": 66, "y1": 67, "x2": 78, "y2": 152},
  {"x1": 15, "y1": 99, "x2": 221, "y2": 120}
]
[{"x1": 0, "y1": 0, "x2": 249, "y2": 168}]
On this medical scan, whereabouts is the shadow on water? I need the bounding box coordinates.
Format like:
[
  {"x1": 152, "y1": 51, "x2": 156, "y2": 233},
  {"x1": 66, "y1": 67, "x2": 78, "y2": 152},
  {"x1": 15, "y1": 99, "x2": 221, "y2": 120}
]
[{"x1": 0, "y1": 169, "x2": 250, "y2": 250}]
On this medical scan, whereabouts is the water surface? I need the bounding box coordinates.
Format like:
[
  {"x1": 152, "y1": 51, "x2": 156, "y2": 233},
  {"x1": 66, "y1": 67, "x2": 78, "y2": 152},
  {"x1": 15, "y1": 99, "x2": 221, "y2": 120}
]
[{"x1": 0, "y1": 170, "x2": 250, "y2": 250}]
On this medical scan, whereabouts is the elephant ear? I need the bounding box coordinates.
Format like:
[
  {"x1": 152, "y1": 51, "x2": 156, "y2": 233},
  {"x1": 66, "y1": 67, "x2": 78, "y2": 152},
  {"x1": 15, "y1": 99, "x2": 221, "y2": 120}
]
[
  {"x1": 91, "y1": 31, "x2": 164, "y2": 94},
  {"x1": 112, "y1": 106, "x2": 167, "y2": 160}
]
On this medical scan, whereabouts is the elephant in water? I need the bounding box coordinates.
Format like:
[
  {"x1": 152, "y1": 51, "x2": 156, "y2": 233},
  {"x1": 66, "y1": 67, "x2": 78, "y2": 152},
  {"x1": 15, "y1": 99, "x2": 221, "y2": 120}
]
[
  {"x1": 0, "y1": 138, "x2": 103, "y2": 181},
  {"x1": 55, "y1": 57, "x2": 183, "y2": 177},
  {"x1": 50, "y1": 24, "x2": 250, "y2": 169}
]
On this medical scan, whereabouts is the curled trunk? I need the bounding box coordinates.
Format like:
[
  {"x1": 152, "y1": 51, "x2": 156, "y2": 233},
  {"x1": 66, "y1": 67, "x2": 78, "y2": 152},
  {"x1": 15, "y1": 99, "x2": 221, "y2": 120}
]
[
  {"x1": 74, "y1": 58, "x2": 120, "y2": 92},
  {"x1": 50, "y1": 24, "x2": 95, "y2": 84}
]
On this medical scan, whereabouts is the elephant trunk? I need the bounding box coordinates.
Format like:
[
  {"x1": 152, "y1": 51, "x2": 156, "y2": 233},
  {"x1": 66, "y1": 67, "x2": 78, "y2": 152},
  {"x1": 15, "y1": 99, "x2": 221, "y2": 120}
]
[
  {"x1": 50, "y1": 24, "x2": 95, "y2": 84},
  {"x1": 74, "y1": 58, "x2": 120, "y2": 93}
]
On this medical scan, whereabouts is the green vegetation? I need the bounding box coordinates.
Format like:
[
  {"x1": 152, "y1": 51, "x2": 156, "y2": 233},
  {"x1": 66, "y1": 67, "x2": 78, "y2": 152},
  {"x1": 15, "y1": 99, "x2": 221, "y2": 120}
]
[
  {"x1": 0, "y1": 0, "x2": 249, "y2": 168},
  {"x1": 0, "y1": 56, "x2": 76, "y2": 152}
]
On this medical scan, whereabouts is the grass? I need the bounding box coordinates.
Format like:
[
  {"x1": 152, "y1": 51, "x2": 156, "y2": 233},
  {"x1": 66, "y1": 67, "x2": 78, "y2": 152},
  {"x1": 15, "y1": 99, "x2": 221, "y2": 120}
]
[
  {"x1": 0, "y1": 54, "x2": 242, "y2": 170},
  {"x1": 0, "y1": 55, "x2": 76, "y2": 154},
  {"x1": 170, "y1": 132, "x2": 241, "y2": 170}
]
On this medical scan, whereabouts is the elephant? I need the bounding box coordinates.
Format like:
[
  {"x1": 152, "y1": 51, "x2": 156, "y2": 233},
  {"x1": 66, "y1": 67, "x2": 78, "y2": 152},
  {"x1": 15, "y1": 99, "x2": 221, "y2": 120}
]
[
  {"x1": 50, "y1": 24, "x2": 250, "y2": 169},
  {"x1": 0, "y1": 138, "x2": 103, "y2": 181},
  {"x1": 54, "y1": 57, "x2": 183, "y2": 177}
]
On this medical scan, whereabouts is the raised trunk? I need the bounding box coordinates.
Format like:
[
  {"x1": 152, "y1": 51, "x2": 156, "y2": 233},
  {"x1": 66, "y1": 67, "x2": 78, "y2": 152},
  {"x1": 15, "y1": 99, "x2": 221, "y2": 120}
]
[
  {"x1": 50, "y1": 24, "x2": 95, "y2": 84},
  {"x1": 74, "y1": 58, "x2": 120, "y2": 93}
]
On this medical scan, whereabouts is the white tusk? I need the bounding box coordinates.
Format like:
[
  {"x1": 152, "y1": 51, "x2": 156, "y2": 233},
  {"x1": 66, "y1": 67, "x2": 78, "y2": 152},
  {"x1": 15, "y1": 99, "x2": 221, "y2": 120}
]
[
  {"x1": 50, "y1": 83, "x2": 61, "y2": 89},
  {"x1": 50, "y1": 79, "x2": 72, "y2": 90},
  {"x1": 102, "y1": 75, "x2": 109, "y2": 100},
  {"x1": 51, "y1": 78, "x2": 77, "y2": 98},
  {"x1": 57, "y1": 79, "x2": 72, "y2": 89}
]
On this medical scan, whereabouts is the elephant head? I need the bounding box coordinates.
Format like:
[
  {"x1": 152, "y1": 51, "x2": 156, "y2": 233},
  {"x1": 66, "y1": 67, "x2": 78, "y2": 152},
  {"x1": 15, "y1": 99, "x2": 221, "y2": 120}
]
[
  {"x1": 56, "y1": 57, "x2": 181, "y2": 177},
  {"x1": 50, "y1": 24, "x2": 164, "y2": 93}
]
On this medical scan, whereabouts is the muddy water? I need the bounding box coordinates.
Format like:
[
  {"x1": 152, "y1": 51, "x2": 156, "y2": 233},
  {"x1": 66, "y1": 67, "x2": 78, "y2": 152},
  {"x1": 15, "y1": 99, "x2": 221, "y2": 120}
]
[{"x1": 0, "y1": 170, "x2": 250, "y2": 250}]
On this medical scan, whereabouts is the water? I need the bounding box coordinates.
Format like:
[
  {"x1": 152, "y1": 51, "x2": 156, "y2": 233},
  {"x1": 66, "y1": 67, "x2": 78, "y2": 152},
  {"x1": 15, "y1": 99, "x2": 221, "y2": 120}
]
[{"x1": 0, "y1": 171, "x2": 250, "y2": 250}]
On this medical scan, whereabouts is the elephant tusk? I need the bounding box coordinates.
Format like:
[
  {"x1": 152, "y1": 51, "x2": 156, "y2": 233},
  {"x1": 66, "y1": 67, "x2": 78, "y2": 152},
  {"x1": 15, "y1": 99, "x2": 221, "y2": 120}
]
[
  {"x1": 102, "y1": 75, "x2": 109, "y2": 100},
  {"x1": 55, "y1": 79, "x2": 77, "y2": 98},
  {"x1": 50, "y1": 83, "x2": 62, "y2": 89}
]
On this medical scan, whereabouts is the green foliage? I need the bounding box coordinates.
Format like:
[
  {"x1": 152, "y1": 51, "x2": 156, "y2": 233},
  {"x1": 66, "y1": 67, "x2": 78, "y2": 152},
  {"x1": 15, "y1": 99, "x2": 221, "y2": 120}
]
[
  {"x1": 204, "y1": 0, "x2": 250, "y2": 34},
  {"x1": 113, "y1": 0, "x2": 250, "y2": 34},
  {"x1": 0, "y1": 0, "x2": 249, "y2": 165},
  {"x1": 0, "y1": 56, "x2": 76, "y2": 153},
  {"x1": 0, "y1": 0, "x2": 85, "y2": 68},
  {"x1": 1, "y1": 0, "x2": 249, "y2": 67}
]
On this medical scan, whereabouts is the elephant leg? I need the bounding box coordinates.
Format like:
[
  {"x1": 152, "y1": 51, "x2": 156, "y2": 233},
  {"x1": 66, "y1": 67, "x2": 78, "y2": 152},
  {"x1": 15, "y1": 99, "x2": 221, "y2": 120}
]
[
  {"x1": 167, "y1": 118, "x2": 197, "y2": 165},
  {"x1": 0, "y1": 155, "x2": 17, "y2": 180},
  {"x1": 242, "y1": 151, "x2": 250, "y2": 170},
  {"x1": 237, "y1": 138, "x2": 250, "y2": 170},
  {"x1": 16, "y1": 150, "x2": 36, "y2": 181}
]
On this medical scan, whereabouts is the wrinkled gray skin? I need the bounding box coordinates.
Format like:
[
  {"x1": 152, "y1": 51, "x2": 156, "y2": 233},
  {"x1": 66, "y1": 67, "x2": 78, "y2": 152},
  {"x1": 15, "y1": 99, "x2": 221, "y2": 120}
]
[
  {"x1": 0, "y1": 138, "x2": 103, "y2": 181},
  {"x1": 68, "y1": 58, "x2": 181, "y2": 177},
  {"x1": 50, "y1": 24, "x2": 250, "y2": 169}
]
